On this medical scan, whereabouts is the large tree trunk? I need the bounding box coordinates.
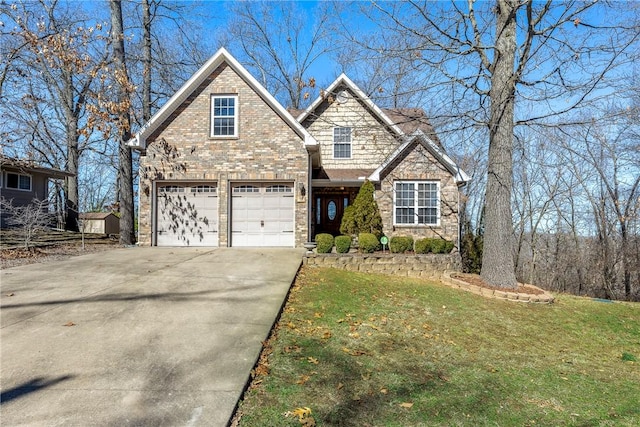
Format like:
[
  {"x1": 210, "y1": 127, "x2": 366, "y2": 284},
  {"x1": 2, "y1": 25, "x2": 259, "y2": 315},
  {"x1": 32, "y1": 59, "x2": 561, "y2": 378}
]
[
  {"x1": 480, "y1": 0, "x2": 518, "y2": 289},
  {"x1": 63, "y1": 70, "x2": 80, "y2": 231},
  {"x1": 110, "y1": 0, "x2": 135, "y2": 245}
]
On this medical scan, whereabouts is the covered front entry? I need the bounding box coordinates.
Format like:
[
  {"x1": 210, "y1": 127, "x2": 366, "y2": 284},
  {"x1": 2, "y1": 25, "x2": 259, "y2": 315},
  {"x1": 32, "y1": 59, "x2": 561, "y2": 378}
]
[
  {"x1": 156, "y1": 183, "x2": 219, "y2": 246},
  {"x1": 313, "y1": 188, "x2": 359, "y2": 236},
  {"x1": 230, "y1": 182, "x2": 295, "y2": 247}
]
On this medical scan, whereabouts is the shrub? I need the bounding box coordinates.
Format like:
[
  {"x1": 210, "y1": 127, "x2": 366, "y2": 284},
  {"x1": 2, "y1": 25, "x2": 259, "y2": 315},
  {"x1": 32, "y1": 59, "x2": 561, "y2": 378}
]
[
  {"x1": 334, "y1": 235, "x2": 351, "y2": 253},
  {"x1": 414, "y1": 238, "x2": 454, "y2": 254},
  {"x1": 315, "y1": 233, "x2": 334, "y2": 253},
  {"x1": 415, "y1": 238, "x2": 432, "y2": 254},
  {"x1": 443, "y1": 240, "x2": 455, "y2": 254},
  {"x1": 389, "y1": 236, "x2": 414, "y2": 253},
  {"x1": 358, "y1": 232, "x2": 380, "y2": 253},
  {"x1": 340, "y1": 181, "x2": 383, "y2": 238}
]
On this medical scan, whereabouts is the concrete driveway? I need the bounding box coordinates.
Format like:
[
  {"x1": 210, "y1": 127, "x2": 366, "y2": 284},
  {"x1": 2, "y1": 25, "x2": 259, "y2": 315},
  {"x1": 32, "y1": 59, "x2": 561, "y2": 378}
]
[{"x1": 0, "y1": 247, "x2": 303, "y2": 426}]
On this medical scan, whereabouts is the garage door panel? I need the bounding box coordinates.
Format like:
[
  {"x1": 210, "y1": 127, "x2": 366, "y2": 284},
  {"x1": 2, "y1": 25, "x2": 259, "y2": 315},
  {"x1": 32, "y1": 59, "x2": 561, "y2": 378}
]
[
  {"x1": 156, "y1": 184, "x2": 218, "y2": 247},
  {"x1": 231, "y1": 183, "x2": 294, "y2": 247}
]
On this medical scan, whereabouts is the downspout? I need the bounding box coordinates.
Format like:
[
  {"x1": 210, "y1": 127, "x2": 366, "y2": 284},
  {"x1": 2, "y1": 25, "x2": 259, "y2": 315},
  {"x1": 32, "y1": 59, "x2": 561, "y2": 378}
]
[{"x1": 307, "y1": 152, "x2": 313, "y2": 243}]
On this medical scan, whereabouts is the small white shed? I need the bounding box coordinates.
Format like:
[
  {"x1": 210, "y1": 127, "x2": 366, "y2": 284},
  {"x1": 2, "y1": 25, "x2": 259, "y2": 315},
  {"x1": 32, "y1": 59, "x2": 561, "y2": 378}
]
[{"x1": 80, "y1": 212, "x2": 119, "y2": 234}]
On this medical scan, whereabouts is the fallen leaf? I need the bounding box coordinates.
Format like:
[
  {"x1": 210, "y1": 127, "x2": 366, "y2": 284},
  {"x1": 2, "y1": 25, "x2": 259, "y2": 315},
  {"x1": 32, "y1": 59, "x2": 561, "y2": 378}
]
[
  {"x1": 322, "y1": 331, "x2": 332, "y2": 339},
  {"x1": 314, "y1": 312, "x2": 323, "y2": 318},
  {"x1": 63, "y1": 321, "x2": 76, "y2": 327},
  {"x1": 6, "y1": 292, "x2": 15, "y2": 297},
  {"x1": 342, "y1": 347, "x2": 367, "y2": 356},
  {"x1": 400, "y1": 402, "x2": 414, "y2": 409},
  {"x1": 292, "y1": 407, "x2": 313, "y2": 420},
  {"x1": 380, "y1": 388, "x2": 388, "y2": 394},
  {"x1": 337, "y1": 382, "x2": 344, "y2": 390},
  {"x1": 308, "y1": 357, "x2": 319, "y2": 365},
  {"x1": 296, "y1": 375, "x2": 311, "y2": 385}
]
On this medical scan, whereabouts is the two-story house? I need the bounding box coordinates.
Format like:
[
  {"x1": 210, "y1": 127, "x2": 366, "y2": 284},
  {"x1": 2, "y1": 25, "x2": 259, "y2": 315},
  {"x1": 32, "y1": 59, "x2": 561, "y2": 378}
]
[{"x1": 130, "y1": 48, "x2": 469, "y2": 248}]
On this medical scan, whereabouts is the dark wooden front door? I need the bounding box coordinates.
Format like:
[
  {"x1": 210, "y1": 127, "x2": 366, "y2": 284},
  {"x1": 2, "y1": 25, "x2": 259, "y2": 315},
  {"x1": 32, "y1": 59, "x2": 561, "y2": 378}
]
[{"x1": 315, "y1": 194, "x2": 349, "y2": 236}]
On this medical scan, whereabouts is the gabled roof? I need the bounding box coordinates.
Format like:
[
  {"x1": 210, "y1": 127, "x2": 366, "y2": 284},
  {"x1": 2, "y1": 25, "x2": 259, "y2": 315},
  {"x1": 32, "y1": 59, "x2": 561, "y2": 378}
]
[
  {"x1": 368, "y1": 130, "x2": 471, "y2": 185},
  {"x1": 296, "y1": 73, "x2": 405, "y2": 137},
  {"x1": 128, "y1": 47, "x2": 317, "y2": 150},
  {"x1": 297, "y1": 74, "x2": 468, "y2": 184},
  {"x1": 0, "y1": 155, "x2": 74, "y2": 178}
]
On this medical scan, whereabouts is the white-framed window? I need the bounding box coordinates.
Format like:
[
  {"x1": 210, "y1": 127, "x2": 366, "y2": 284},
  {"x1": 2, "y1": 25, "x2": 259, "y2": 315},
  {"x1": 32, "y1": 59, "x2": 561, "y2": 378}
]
[
  {"x1": 5, "y1": 172, "x2": 32, "y2": 191},
  {"x1": 211, "y1": 95, "x2": 238, "y2": 137},
  {"x1": 393, "y1": 181, "x2": 440, "y2": 226},
  {"x1": 333, "y1": 127, "x2": 351, "y2": 159}
]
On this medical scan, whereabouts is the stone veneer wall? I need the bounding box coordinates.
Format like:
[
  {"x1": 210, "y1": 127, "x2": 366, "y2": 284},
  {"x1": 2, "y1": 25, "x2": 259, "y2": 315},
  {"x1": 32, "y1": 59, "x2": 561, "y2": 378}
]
[
  {"x1": 303, "y1": 252, "x2": 462, "y2": 279},
  {"x1": 376, "y1": 142, "x2": 461, "y2": 246},
  {"x1": 137, "y1": 63, "x2": 309, "y2": 247}
]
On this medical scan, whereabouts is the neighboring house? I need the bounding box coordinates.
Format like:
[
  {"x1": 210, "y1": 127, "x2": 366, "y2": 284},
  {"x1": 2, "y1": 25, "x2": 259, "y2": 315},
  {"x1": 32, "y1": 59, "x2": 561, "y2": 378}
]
[
  {"x1": 79, "y1": 212, "x2": 120, "y2": 234},
  {"x1": 130, "y1": 48, "x2": 469, "y2": 248},
  {"x1": 0, "y1": 156, "x2": 73, "y2": 228}
]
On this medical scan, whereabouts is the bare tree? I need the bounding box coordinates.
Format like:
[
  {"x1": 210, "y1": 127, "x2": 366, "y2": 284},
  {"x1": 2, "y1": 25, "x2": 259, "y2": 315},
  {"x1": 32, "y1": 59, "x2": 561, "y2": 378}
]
[
  {"x1": 0, "y1": 197, "x2": 53, "y2": 249},
  {"x1": 224, "y1": 1, "x2": 336, "y2": 109},
  {"x1": 345, "y1": 0, "x2": 639, "y2": 288},
  {"x1": 1, "y1": 0, "x2": 111, "y2": 230},
  {"x1": 109, "y1": 0, "x2": 135, "y2": 245}
]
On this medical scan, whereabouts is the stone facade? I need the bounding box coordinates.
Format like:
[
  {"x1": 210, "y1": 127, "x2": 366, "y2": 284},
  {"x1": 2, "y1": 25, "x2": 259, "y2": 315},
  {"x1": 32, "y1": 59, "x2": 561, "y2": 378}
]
[
  {"x1": 376, "y1": 142, "x2": 460, "y2": 245},
  {"x1": 138, "y1": 63, "x2": 309, "y2": 246}
]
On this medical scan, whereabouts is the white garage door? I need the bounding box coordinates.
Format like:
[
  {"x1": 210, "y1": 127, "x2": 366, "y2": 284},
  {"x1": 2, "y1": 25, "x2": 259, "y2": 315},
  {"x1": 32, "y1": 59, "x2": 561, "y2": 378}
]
[
  {"x1": 156, "y1": 184, "x2": 218, "y2": 246},
  {"x1": 231, "y1": 183, "x2": 294, "y2": 247}
]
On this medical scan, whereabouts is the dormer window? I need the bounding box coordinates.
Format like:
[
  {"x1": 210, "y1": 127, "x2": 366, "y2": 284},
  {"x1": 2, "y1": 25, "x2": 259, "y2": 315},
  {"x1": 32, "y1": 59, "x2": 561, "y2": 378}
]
[
  {"x1": 333, "y1": 127, "x2": 351, "y2": 159},
  {"x1": 211, "y1": 95, "x2": 238, "y2": 137}
]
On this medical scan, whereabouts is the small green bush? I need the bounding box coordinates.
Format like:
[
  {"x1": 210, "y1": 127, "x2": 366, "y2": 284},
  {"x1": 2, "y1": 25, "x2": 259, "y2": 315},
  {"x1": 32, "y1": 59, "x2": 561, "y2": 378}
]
[
  {"x1": 334, "y1": 235, "x2": 351, "y2": 253},
  {"x1": 415, "y1": 238, "x2": 433, "y2": 254},
  {"x1": 443, "y1": 240, "x2": 455, "y2": 254},
  {"x1": 358, "y1": 233, "x2": 380, "y2": 253},
  {"x1": 389, "y1": 236, "x2": 414, "y2": 253},
  {"x1": 415, "y1": 238, "x2": 455, "y2": 254},
  {"x1": 315, "y1": 233, "x2": 334, "y2": 253}
]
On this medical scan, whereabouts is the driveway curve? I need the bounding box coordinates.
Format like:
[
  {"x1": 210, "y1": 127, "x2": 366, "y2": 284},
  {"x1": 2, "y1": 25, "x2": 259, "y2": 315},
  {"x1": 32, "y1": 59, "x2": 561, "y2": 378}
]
[{"x1": 0, "y1": 247, "x2": 303, "y2": 426}]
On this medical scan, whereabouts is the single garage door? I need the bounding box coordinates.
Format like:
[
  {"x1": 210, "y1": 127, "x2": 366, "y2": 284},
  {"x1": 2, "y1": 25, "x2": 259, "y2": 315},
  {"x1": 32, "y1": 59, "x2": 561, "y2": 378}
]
[
  {"x1": 156, "y1": 183, "x2": 218, "y2": 246},
  {"x1": 231, "y1": 183, "x2": 294, "y2": 247}
]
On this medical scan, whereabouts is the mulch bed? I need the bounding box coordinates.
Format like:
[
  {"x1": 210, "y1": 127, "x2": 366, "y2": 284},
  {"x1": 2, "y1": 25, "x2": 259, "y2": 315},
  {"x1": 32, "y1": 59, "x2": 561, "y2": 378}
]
[{"x1": 452, "y1": 273, "x2": 545, "y2": 295}]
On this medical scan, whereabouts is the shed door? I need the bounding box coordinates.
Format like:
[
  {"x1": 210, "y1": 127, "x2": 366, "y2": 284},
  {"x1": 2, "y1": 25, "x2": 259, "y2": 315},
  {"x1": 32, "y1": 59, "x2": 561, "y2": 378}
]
[
  {"x1": 156, "y1": 184, "x2": 218, "y2": 246},
  {"x1": 231, "y1": 183, "x2": 294, "y2": 247}
]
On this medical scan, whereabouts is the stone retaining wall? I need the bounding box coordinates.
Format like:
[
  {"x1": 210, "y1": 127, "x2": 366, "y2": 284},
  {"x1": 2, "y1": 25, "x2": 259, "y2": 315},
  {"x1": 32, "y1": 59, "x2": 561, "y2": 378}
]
[{"x1": 303, "y1": 252, "x2": 462, "y2": 279}]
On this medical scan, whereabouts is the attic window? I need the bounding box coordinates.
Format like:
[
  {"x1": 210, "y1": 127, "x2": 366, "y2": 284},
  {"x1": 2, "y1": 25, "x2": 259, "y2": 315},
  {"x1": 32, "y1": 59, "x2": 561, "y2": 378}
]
[
  {"x1": 211, "y1": 95, "x2": 238, "y2": 137},
  {"x1": 5, "y1": 172, "x2": 32, "y2": 191}
]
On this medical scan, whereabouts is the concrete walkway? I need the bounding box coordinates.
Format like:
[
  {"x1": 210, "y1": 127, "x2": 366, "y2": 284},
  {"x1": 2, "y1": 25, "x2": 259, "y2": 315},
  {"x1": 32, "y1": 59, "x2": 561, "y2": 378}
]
[{"x1": 0, "y1": 247, "x2": 303, "y2": 426}]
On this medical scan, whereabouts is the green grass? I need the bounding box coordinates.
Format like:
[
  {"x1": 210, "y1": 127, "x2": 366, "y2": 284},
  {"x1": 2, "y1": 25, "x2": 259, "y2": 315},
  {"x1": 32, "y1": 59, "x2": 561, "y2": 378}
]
[{"x1": 237, "y1": 268, "x2": 640, "y2": 426}]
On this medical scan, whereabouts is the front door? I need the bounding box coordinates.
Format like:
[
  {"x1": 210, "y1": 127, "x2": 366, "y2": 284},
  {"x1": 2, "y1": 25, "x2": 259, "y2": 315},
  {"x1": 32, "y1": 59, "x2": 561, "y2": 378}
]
[{"x1": 315, "y1": 194, "x2": 350, "y2": 236}]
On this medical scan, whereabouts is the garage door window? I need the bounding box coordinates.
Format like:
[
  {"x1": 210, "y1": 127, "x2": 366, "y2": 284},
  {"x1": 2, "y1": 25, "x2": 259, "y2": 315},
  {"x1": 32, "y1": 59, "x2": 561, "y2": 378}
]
[
  {"x1": 234, "y1": 185, "x2": 259, "y2": 193},
  {"x1": 266, "y1": 185, "x2": 292, "y2": 193},
  {"x1": 191, "y1": 185, "x2": 216, "y2": 193},
  {"x1": 159, "y1": 185, "x2": 184, "y2": 193}
]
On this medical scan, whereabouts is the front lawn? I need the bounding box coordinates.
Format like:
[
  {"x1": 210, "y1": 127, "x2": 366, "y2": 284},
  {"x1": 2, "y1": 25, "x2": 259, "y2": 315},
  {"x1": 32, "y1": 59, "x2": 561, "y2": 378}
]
[{"x1": 236, "y1": 268, "x2": 640, "y2": 426}]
